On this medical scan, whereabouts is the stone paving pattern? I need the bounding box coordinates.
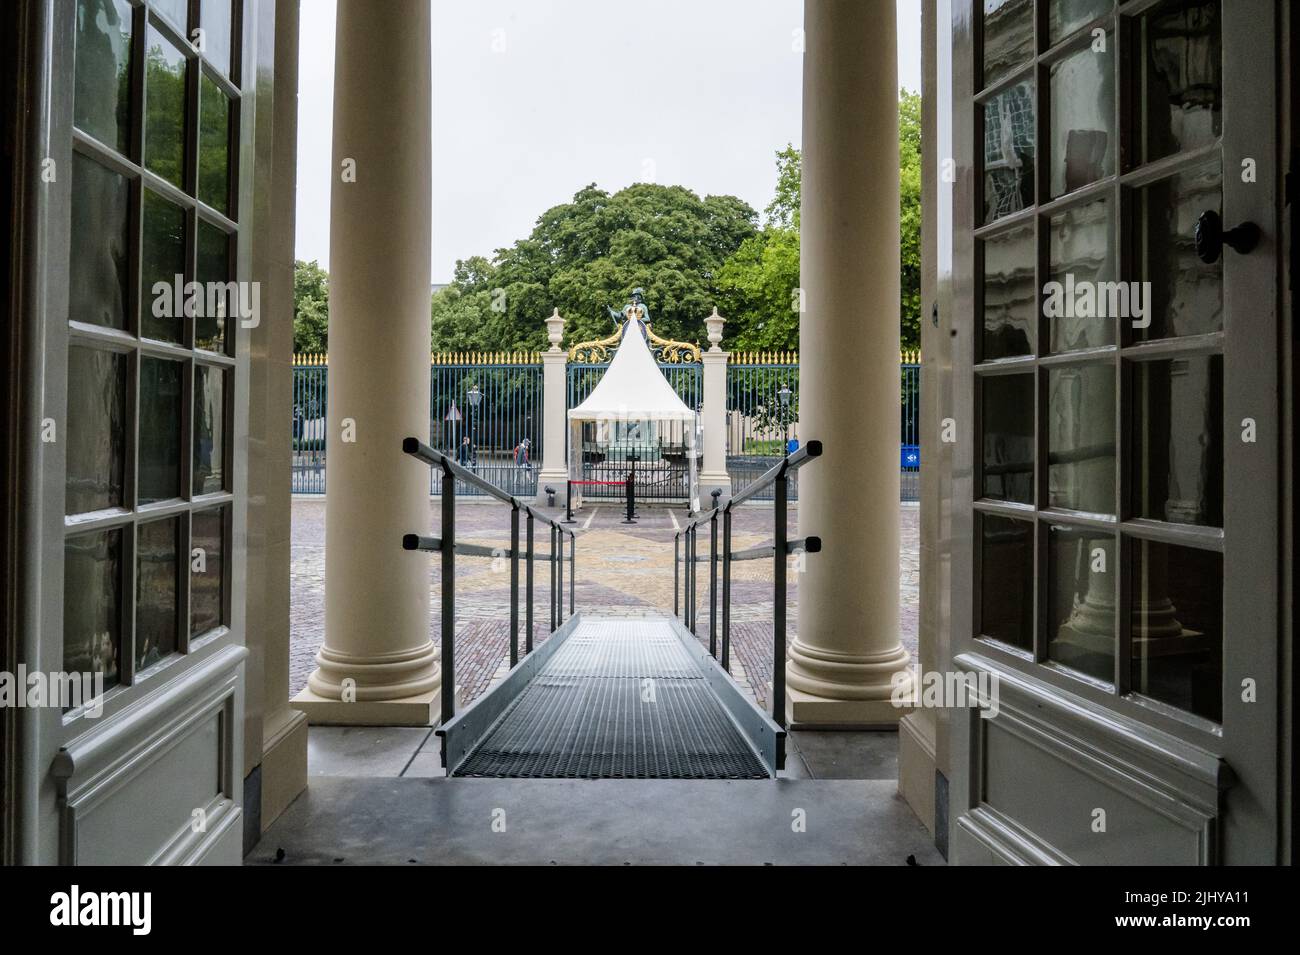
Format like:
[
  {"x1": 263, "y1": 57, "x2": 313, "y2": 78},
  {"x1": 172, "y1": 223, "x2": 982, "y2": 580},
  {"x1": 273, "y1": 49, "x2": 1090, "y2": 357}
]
[{"x1": 291, "y1": 499, "x2": 920, "y2": 710}]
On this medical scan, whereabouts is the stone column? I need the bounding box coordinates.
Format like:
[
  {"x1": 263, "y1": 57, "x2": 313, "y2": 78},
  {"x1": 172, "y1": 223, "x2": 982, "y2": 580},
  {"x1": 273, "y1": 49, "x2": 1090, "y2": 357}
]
[
  {"x1": 537, "y1": 309, "x2": 569, "y2": 505},
  {"x1": 292, "y1": 0, "x2": 439, "y2": 726},
  {"x1": 698, "y1": 308, "x2": 732, "y2": 501},
  {"x1": 786, "y1": 0, "x2": 913, "y2": 726}
]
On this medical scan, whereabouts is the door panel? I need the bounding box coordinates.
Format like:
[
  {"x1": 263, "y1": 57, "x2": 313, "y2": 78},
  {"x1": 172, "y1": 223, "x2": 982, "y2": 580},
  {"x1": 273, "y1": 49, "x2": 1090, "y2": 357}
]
[
  {"x1": 19, "y1": 0, "x2": 255, "y2": 864},
  {"x1": 950, "y1": 0, "x2": 1282, "y2": 864}
]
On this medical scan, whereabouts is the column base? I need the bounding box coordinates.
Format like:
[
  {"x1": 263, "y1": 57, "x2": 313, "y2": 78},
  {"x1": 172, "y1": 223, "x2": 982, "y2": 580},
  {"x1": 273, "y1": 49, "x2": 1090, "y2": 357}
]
[
  {"x1": 784, "y1": 638, "x2": 914, "y2": 727},
  {"x1": 784, "y1": 685, "x2": 914, "y2": 729},
  {"x1": 898, "y1": 712, "x2": 937, "y2": 835},
  {"x1": 535, "y1": 469, "x2": 569, "y2": 506},
  {"x1": 290, "y1": 687, "x2": 440, "y2": 726}
]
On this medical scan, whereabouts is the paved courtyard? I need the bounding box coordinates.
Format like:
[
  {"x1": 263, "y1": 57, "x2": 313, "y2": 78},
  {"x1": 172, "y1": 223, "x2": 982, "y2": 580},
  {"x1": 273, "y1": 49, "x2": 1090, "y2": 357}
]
[{"x1": 290, "y1": 498, "x2": 920, "y2": 711}]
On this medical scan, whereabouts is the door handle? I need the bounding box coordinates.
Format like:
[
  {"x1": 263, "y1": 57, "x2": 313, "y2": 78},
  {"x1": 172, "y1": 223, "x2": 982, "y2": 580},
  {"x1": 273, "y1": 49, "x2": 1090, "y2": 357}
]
[{"x1": 1195, "y1": 209, "x2": 1260, "y2": 263}]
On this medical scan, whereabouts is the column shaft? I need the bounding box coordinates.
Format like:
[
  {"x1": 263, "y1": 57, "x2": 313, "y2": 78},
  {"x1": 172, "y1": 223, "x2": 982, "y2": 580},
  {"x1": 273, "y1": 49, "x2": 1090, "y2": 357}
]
[
  {"x1": 787, "y1": 0, "x2": 913, "y2": 726},
  {"x1": 294, "y1": 0, "x2": 439, "y2": 725}
]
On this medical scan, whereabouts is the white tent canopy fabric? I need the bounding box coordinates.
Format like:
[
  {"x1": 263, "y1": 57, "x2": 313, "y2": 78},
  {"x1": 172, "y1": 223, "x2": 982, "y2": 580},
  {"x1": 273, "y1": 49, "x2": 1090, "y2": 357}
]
[
  {"x1": 568, "y1": 320, "x2": 696, "y2": 421},
  {"x1": 567, "y1": 318, "x2": 700, "y2": 510}
]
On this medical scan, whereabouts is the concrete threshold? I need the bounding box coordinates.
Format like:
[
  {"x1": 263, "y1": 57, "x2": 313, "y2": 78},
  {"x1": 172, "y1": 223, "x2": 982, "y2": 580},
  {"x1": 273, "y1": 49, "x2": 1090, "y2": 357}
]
[{"x1": 248, "y1": 776, "x2": 944, "y2": 866}]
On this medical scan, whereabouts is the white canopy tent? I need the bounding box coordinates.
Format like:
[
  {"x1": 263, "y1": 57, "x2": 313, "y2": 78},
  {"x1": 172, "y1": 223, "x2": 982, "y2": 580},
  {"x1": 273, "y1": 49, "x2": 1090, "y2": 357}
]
[{"x1": 568, "y1": 318, "x2": 700, "y2": 510}]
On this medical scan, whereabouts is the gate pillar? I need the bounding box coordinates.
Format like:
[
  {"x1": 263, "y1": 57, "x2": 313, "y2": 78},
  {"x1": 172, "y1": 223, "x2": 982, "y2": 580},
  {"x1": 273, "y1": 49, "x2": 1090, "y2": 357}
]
[
  {"x1": 537, "y1": 309, "x2": 569, "y2": 506},
  {"x1": 699, "y1": 308, "x2": 732, "y2": 501}
]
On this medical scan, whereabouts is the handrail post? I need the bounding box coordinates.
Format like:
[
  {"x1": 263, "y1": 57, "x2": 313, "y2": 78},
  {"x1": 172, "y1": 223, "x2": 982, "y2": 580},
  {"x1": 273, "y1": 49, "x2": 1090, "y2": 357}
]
[
  {"x1": 689, "y1": 524, "x2": 697, "y2": 636},
  {"x1": 509, "y1": 503, "x2": 520, "y2": 667},
  {"x1": 709, "y1": 510, "x2": 718, "y2": 657},
  {"x1": 684, "y1": 527, "x2": 691, "y2": 631},
  {"x1": 557, "y1": 525, "x2": 565, "y2": 624},
  {"x1": 773, "y1": 464, "x2": 788, "y2": 733},
  {"x1": 722, "y1": 506, "x2": 732, "y2": 672},
  {"x1": 549, "y1": 523, "x2": 558, "y2": 632},
  {"x1": 440, "y1": 461, "x2": 456, "y2": 722},
  {"x1": 673, "y1": 533, "x2": 680, "y2": 618},
  {"x1": 568, "y1": 531, "x2": 575, "y2": 615},
  {"x1": 525, "y1": 511, "x2": 535, "y2": 653}
]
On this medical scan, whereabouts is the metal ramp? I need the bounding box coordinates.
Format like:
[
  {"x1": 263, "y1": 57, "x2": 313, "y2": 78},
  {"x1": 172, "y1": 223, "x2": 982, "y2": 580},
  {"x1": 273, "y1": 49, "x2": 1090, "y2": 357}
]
[{"x1": 437, "y1": 614, "x2": 783, "y2": 779}]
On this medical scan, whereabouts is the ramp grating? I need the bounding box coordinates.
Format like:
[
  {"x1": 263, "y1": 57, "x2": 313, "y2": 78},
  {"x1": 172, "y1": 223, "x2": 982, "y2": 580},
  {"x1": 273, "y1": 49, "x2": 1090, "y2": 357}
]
[{"x1": 455, "y1": 619, "x2": 770, "y2": 779}]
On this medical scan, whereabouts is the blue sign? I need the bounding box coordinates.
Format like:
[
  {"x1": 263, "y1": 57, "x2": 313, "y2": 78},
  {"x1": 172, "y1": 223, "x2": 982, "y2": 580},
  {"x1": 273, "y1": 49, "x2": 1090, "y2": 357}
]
[{"x1": 901, "y1": 445, "x2": 920, "y2": 469}]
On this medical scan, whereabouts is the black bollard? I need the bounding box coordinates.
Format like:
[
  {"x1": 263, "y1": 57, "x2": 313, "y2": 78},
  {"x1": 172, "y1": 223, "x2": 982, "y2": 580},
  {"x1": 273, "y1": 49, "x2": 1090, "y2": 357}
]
[
  {"x1": 621, "y1": 471, "x2": 637, "y2": 524},
  {"x1": 561, "y1": 479, "x2": 577, "y2": 523}
]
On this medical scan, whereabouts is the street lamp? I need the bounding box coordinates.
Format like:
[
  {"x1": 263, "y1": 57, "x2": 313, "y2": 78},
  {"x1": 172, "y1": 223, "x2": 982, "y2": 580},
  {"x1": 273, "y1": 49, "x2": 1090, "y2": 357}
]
[
  {"x1": 468, "y1": 384, "x2": 482, "y2": 469},
  {"x1": 777, "y1": 383, "x2": 792, "y2": 458}
]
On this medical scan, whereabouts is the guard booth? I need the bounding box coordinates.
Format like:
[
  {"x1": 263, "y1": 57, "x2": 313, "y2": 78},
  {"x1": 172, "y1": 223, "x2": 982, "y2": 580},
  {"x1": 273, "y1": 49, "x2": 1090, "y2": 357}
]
[{"x1": 567, "y1": 318, "x2": 700, "y2": 510}]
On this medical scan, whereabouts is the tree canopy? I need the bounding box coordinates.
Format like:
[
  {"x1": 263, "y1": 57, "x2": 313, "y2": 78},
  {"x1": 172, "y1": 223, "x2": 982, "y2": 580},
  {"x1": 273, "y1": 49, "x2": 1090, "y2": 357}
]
[
  {"x1": 292, "y1": 259, "x2": 329, "y2": 353},
  {"x1": 430, "y1": 183, "x2": 759, "y2": 351}
]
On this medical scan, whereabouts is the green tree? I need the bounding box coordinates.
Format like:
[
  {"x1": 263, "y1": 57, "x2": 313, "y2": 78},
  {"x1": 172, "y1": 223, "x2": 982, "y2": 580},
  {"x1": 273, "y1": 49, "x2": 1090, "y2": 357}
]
[
  {"x1": 765, "y1": 144, "x2": 802, "y2": 229},
  {"x1": 715, "y1": 91, "x2": 923, "y2": 351},
  {"x1": 898, "y1": 89, "x2": 923, "y2": 350},
  {"x1": 430, "y1": 183, "x2": 759, "y2": 351},
  {"x1": 293, "y1": 259, "x2": 330, "y2": 353}
]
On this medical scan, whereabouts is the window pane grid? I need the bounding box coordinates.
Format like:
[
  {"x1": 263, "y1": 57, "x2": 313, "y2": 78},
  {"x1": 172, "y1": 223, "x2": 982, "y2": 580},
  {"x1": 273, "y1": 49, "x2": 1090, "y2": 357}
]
[
  {"x1": 972, "y1": 0, "x2": 1224, "y2": 726},
  {"x1": 65, "y1": 0, "x2": 240, "y2": 698}
]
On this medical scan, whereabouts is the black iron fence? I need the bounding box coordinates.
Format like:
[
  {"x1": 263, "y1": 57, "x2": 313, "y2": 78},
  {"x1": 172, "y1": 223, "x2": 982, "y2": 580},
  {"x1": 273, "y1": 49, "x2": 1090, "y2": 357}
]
[
  {"x1": 292, "y1": 353, "x2": 543, "y2": 497},
  {"x1": 293, "y1": 352, "x2": 920, "y2": 503},
  {"x1": 725, "y1": 351, "x2": 920, "y2": 503},
  {"x1": 291, "y1": 355, "x2": 328, "y2": 494},
  {"x1": 428, "y1": 356, "x2": 544, "y2": 499}
]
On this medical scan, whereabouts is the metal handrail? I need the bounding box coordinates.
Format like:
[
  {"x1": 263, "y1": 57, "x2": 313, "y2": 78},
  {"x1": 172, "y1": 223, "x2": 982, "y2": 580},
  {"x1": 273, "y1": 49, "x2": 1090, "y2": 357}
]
[
  {"x1": 401, "y1": 436, "x2": 576, "y2": 722},
  {"x1": 673, "y1": 440, "x2": 822, "y2": 748}
]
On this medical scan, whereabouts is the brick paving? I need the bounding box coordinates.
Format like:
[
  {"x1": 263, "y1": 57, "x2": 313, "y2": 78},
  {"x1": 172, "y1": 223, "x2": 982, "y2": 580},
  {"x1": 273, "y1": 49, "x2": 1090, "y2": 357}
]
[{"x1": 290, "y1": 498, "x2": 920, "y2": 710}]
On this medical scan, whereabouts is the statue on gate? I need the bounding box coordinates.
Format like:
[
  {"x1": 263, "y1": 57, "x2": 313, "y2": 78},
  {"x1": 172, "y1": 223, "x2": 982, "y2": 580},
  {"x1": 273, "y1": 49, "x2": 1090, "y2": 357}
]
[{"x1": 606, "y1": 288, "x2": 651, "y2": 340}]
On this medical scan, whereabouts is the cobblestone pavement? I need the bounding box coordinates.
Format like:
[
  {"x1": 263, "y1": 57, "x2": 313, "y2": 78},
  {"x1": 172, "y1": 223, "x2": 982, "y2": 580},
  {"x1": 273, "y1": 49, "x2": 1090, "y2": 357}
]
[{"x1": 290, "y1": 499, "x2": 920, "y2": 709}]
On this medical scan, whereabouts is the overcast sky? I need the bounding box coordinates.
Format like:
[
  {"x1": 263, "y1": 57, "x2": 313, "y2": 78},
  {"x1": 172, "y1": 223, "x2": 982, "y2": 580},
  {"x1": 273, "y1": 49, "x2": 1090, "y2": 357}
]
[{"x1": 295, "y1": 1, "x2": 923, "y2": 283}]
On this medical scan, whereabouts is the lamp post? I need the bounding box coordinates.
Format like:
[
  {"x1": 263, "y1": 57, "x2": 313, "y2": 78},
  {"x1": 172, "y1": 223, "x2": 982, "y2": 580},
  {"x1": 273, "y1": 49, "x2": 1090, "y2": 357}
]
[
  {"x1": 778, "y1": 383, "x2": 792, "y2": 458},
  {"x1": 468, "y1": 384, "x2": 482, "y2": 470}
]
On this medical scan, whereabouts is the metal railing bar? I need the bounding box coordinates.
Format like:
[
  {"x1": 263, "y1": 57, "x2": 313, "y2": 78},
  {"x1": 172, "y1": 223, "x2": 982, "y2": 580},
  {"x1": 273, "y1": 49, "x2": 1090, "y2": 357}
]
[
  {"x1": 401, "y1": 536, "x2": 564, "y2": 561},
  {"x1": 709, "y1": 511, "x2": 718, "y2": 658},
  {"x1": 728, "y1": 536, "x2": 823, "y2": 562},
  {"x1": 510, "y1": 504, "x2": 520, "y2": 667},
  {"x1": 402, "y1": 534, "x2": 443, "y2": 552},
  {"x1": 403, "y1": 436, "x2": 517, "y2": 506},
  {"x1": 673, "y1": 533, "x2": 680, "y2": 616},
  {"x1": 725, "y1": 439, "x2": 822, "y2": 509},
  {"x1": 526, "y1": 511, "x2": 535, "y2": 653},
  {"x1": 440, "y1": 460, "x2": 456, "y2": 722},
  {"x1": 773, "y1": 467, "x2": 788, "y2": 735},
  {"x1": 721, "y1": 508, "x2": 732, "y2": 673},
  {"x1": 403, "y1": 436, "x2": 579, "y2": 726},
  {"x1": 549, "y1": 524, "x2": 558, "y2": 632}
]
